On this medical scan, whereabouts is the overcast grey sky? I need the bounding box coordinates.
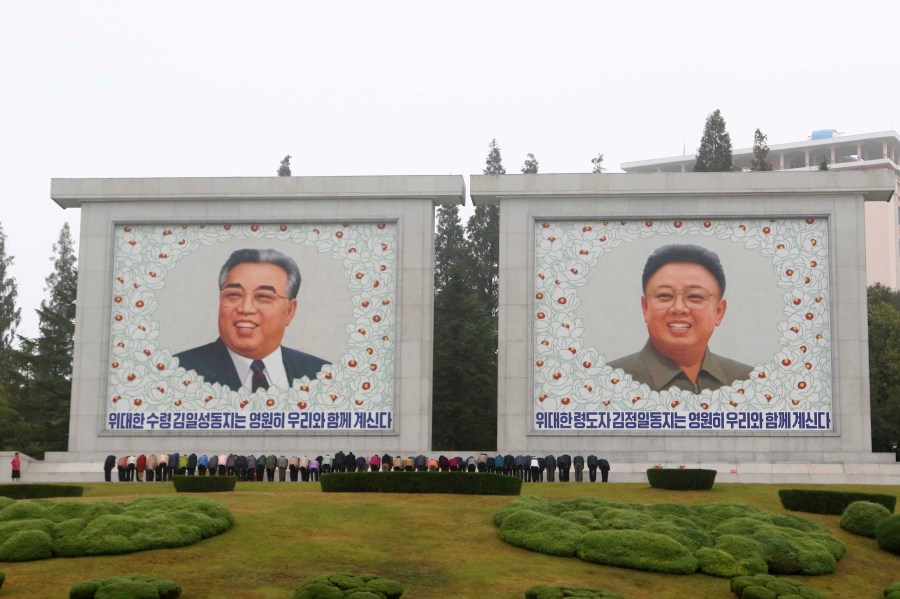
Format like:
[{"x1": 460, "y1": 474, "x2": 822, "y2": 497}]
[{"x1": 1, "y1": 1, "x2": 897, "y2": 339}]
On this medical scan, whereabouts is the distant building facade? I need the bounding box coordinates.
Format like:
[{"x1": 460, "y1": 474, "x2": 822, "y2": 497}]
[{"x1": 622, "y1": 131, "x2": 900, "y2": 288}]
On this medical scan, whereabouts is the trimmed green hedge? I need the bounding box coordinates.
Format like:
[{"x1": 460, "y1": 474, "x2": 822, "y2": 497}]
[
  {"x1": 495, "y1": 496, "x2": 844, "y2": 578},
  {"x1": 292, "y1": 573, "x2": 403, "y2": 599},
  {"x1": 778, "y1": 489, "x2": 896, "y2": 515},
  {"x1": 525, "y1": 584, "x2": 626, "y2": 599},
  {"x1": 0, "y1": 484, "x2": 83, "y2": 499},
  {"x1": 0, "y1": 496, "x2": 234, "y2": 561},
  {"x1": 730, "y1": 574, "x2": 826, "y2": 598},
  {"x1": 646, "y1": 468, "x2": 716, "y2": 490},
  {"x1": 69, "y1": 575, "x2": 182, "y2": 599},
  {"x1": 172, "y1": 475, "x2": 236, "y2": 493},
  {"x1": 320, "y1": 472, "x2": 522, "y2": 496}
]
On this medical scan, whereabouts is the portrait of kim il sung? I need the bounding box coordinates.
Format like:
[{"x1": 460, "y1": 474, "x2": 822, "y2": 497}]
[
  {"x1": 607, "y1": 243, "x2": 753, "y2": 393},
  {"x1": 174, "y1": 248, "x2": 329, "y2": 392}
]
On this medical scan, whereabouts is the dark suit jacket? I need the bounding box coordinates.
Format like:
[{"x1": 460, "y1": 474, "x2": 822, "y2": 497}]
[{"x1": 175, "y1": 338, "x2": 329, "y2": 391}]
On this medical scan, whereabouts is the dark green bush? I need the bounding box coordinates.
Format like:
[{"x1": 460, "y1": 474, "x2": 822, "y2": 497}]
[
  {"x1": 171, "y1": 475, "x2": 236, "y2": 493},
  {"x1": 524, "y1": 584, "x2": 626, "y2": 599},
  {"x1": 729, "y1": 573, "x2": 826, "y2": 598},
  {"x1": 69, "y1": 575, "x2": 181, "y2": 599},
  {"x1": 320, "y1": 472, "x2": 521, "y2": 495},
  {"x1": 292, "y1": 573, "x2": 403, "y2": 599},
  {"x1": 876, "y1": 514, "x2": 900, "y2": 554},
  {"x1": 778, "y1": 489, "x2": 896, "y2": 515},
  {"x1": 646, "y1": 468, "x2": 717, "y2": 490},
  {"x1": 0, "y1": 484, "x2": 83, "y2": 499},
  {"x1": 0, "y1": 496, "x2": 233, "y2": 561},
  {"x1": 840, "y1": 501, "x2": 892, "y2": 538}
]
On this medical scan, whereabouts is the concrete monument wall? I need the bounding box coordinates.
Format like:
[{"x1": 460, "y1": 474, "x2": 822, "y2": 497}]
[
  {"x1": 473, "y1": 171, "x2": 900, "y2": 483},
  {"x1": 35, "y1": 175, "x2": 464, "y2": 480}
]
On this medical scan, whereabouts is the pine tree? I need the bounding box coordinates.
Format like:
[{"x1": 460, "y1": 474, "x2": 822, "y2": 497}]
[
  {"x1": 694, "y1": 109, "x2": 734, "y2": 172},
  {"x1": 750, "y1": 129, "x2": 773, "y2": 171},
  {"x1": 467, "y1": 139, "x2": 504, "y2": 311},
  {"x1": 432, "y1": 203, "x2": 497, "y2": 449},
  {"x1": 591, "y1": 153, "x2": 605, "y2": 173},
  {"x1": 521, "y1": 153, "x2": 539, "y2": 174},
  {"x1": 15, "y1": 223, "x2": 77, "y2": 455},
  {"x1": 0, "y1": 223, "x2": 21, "y2": 378},
  {"x1": 277, "y1": 155, "x2": 292, "y2": 176}
]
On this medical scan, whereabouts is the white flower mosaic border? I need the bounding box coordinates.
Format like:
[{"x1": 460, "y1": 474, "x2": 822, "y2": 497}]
[
  {"x1": 533, "y1": 218, "x2": 831, "y2": 414},
  {"x1": 107, "y1": 222, "x2": 397, "y2": 415}
]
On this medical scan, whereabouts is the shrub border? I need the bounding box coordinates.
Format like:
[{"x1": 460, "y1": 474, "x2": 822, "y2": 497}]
[
  {"x1": 171, "y1": 475, "x2": 236, "y2": 493},
  {"x1": 646, "y1": 468, "x2": 717, "y2": 490},
  {"x1": 320, "y1": 471, "x2": 522, "y2": 495},
  {"x1": 778, "y1": 489, "x2": 896, "y2": 515},
  {"x1": 0, "y1": 484, "x2": 84, "y2": 499}
]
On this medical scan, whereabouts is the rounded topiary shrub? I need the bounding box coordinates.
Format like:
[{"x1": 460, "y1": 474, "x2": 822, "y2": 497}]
[
  {"x1": 499, "y1": 510, "x2": 586, "y2": 557},
  {"x1": 292, "y1": 573, "x2": 403, "y2": 599},
  {"x1": 876, "y1": 515, "x2": 900, "y2": 554},
  {"x1": 729, "y1": 573, "x2": 826, "y2": 598},
  {"x1": 840, "y1": 500, "x2": 892, "y2": 538},
  {"x1": 524, "y1": 584, "x2": 625, "y2": 599},
  {"x1": 69, "y1": 575, "x2": 181, "y2": 599},
  {"x1": 884, "y1": 581, "x2": 900, "y2": 599},
  {"x1": 577, "y1": 529, "x2": 698, "y2": 574}
]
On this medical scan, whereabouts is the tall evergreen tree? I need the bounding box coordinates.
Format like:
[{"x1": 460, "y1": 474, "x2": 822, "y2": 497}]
[
  {"x1": 432, "y1": 203, "x2": 497, "y2": 449},
  {"x1": 15, "y1": 223, "x2": 77, "y2": 455},
  {"x1": 277, "y1": 155, "x2": 292, "y2": 176},
  {"x1": 868, "y1": 284, "x2": 900, "y2": 460},
  {"x1": 0, "y1": 223, "x2": 21, "y2": 378},
  {"x1": 467, "y1": 139, "x2": 504, "y2": 311},
  {"x1": 694, "y1": 109, "x2": 734, "y2": 172},
  {"x1": 521, "y1": 153, "x2": 539, "y2": 174},
  {"x1": 591, "y1": 153, "x2": 605, "y2": 173},
  {"x1": 750, "y1": 129, "x2": 773, "y2": 171}
]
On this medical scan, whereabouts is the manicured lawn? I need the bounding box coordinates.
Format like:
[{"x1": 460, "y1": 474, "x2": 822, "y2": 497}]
[{"x1": 1, "y1": 481, "x2": 898, "y2": 598}]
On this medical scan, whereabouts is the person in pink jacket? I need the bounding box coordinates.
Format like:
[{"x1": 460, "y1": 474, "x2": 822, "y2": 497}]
[{"x1": 10, "y1": 453, "x2": 21, "y2": 482}]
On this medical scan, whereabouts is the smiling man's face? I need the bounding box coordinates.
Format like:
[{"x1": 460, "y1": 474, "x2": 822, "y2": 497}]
[
  {"x1": 218, "y1": 262, "x2": 297, "y2": 360},
  {"x1": 640, "y1": 262, "x2": 726, "y2": 365}
]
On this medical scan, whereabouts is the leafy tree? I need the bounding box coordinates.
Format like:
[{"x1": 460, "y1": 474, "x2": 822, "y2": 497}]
[
  {"x1": 750, "y1": 129, "x2": 773, "y2": 171},
  {"x1": 0, "y1": 223, "x2": 21, "y2": 379},
  {"x1": 868, "y1": 284, "x2": 900, "y2": 460},
  {"x1": 277, "y1": 155, "x2": 292, "y2": 176},
  {"x1": 818, "y1": 155, "x2": 829, "y2": 171},
  {"x1": 14, "y1": 223, "x2": 77, "y2": 455},
  {"x1": 521, "y1": 153, "x2": 539, "y2": 174},
  {"x1": 591, "y1": 153, "x2": 605, "y2": 173},
  {"x1": 693, "y1": 109, "x2": 734, "y2": 172}
]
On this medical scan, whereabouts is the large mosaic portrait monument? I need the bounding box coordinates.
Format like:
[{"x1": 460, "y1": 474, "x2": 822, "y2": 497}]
[
  {"x1": 473, "y1": 170, "x2": 898, "y2": 482},
  {"x1": 53, "y1": 176, "x2": 465, "y2": 458}
]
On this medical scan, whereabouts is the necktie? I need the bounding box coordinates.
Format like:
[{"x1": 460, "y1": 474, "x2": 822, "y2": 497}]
[{"x1": 250, "y1": 360, "x2": 268, "y2": 392}]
